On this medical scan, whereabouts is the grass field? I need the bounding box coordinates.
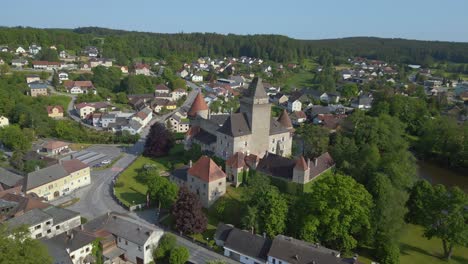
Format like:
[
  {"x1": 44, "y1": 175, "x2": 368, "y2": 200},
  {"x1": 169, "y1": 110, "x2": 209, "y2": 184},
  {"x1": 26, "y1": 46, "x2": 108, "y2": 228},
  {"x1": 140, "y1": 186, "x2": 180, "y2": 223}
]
[
  {"x1": 284, "y1": 70, "x2": 316, "y2": 88},
  {"x1": 114, "y1": 156, "x2": 169, "y2": 207},
  {"x1": 399, "y1": 224, "x2": 468, "y2": 264}
]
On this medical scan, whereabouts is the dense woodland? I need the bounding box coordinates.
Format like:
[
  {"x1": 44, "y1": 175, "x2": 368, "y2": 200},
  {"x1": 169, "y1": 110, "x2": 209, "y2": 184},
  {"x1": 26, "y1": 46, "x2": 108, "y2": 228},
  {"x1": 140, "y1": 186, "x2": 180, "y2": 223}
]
[{"x1": 2, "y1": 27, "x2": 468, "y2": 65}]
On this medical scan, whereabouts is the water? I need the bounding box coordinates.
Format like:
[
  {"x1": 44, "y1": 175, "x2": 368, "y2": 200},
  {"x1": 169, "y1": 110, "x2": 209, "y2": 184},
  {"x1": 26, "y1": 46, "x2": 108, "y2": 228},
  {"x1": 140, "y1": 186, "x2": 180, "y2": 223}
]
[{"x1": 417, "y1": 161, "x2": 468, "y2": 192}]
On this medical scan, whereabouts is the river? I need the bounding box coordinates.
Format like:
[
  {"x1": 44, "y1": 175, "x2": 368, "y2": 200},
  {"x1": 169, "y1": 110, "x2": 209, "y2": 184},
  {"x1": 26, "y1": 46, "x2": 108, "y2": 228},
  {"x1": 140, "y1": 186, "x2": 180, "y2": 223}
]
[{"x1": 417, "y1": 161, "x2": 468, "y2": 192}]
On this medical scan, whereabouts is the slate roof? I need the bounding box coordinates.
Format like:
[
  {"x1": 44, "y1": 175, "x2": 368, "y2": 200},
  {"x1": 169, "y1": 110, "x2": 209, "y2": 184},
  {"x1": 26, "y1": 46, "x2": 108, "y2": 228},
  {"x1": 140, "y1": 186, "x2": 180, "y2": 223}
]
[
  {"x1": 25, "y1": 160, "x2": 88, "y2": 190},
  {"x1": 83, "y1": 212, "x2": 158, "y2": 246},
  {"x1": 214, "y1": 222, "x2": 234, "y2": 242},
  {"x1": 7, "y1": 208, "x2": 52, "y2": 228},
  {"x1": 218, "y1": 113, "x2": 251, "y2": 137},
  {"x1": 269, "y1": 235, "x2": 347, "y2": 264},
  {"x1": 310, "y1": 152, "x2": 335, "y2": 179},
  {"x1": 171, "y1": 166, "x2": 189, "y2": 182},
  {"x1": 0, "y1": 167, "x2": 24, "y2": 187},
  {"x1": 29, "y1": 82, "x2": 48, "y2": 89},
  {"x1": 42, "y1": 229, "x2": 95, "y2": 262},
  {"x1": 224, "y1": 228, "x2": 272, "y2": 261},
  {"x1": 42, "y1": 206, "x2": 79, "y2": 225},
  {"x1": 256, "y1": 153, "x2": 296, "y2": 180},
  {"x1": 269, "y1": 118, "x2": 290, "y2": 135},
  {"x1": 193, "y1": 129, "x2": 217, "y2": 145},
  {"x1": 277, "y1": 109, "x2": 293, "y2": 130},
  {"x1": 246, "y1": 77, "x2": 268, "y2": 99},
  {"x1": 188, "y1": 156, "x2": 226, "y2": 183}
]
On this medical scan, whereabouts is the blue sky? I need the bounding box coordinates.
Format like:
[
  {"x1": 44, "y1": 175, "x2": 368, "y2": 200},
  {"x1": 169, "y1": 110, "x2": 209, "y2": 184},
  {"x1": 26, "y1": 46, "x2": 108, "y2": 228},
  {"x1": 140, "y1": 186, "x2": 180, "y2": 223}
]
[{"x1": 1, "y1": 0, "x2": 467, "y2": 42}]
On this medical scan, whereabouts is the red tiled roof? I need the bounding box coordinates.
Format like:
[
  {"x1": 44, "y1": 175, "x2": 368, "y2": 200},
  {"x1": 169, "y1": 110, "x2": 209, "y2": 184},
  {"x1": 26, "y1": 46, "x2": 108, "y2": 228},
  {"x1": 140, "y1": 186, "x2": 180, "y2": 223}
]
[
  {"x1": 293, "y1": 111, "x2": 307, "y2": 119},
  {"x1": 317, "y1": 114, "x2": 347, "y2": 130},
  {"x1": 62, "y1": 159, "x2": 88, "y2": 174},
  {"x1": 155, "y1": 84, "x2": 170, "y2": 92},
  {"x1": 46, "y1": 105, "x2": 64, "y2": 114},
  {"x1": 226, "y1": 152, "x2": 246, "y2": 169},
  {"x1": 135, "y1": 63, "x2": 150, "y2": 70},
  {"x1": 295, "y1": 156, "x2": 308, "y2": 171},
  {"x1": 188, "y1": 156, "x2": 226, "y2": 183},
  {"x1": 278, "y1": 109, "x2": 293, "y2": 129},
  {"x1": 64, "y1": 80, "x2": 94, "y2": 89},
  {"x1": 188, "y1": 93, "x2": 209, "y2": 117},
  {"x1": 43, "y1": 140, "x2": 69, "y2": 150}
]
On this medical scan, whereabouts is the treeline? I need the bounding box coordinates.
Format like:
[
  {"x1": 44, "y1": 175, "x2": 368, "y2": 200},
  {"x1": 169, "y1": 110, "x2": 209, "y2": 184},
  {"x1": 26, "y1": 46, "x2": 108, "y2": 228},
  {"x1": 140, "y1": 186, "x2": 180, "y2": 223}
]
[{"x1": 2, "y1": 27, "x2": 468, "y2": 64}]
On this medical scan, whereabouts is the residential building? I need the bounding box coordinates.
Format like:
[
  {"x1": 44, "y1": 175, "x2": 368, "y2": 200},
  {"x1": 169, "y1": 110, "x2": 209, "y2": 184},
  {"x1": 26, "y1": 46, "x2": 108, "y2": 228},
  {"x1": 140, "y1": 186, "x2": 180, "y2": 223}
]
[
  {"x1": 11, "y1": 58, "x2": 28, "y2": 67},
  {"x1": 7, "y1": 206, "x2": 81, "y2": 239},
  {"x1": 167, "y1": 111, "x2": 189, "y2": 133},
  {"x1": 185, "y1": 78, "x2": 293, "y2": 160},
  {"x1": 89, "y1": 58, "x2": 113, "y2": 68},
  {"x1": 0, "y1": 192, "x2": 49, "y2": 221},
  {"x1": 171, "y1": 88, "x2": 188, "y2": 101},
  {"x1": 47, "y1": 105, "x2": 64, "y2": 119},
  {"x1": 75, "y1": 102, "x2": 111, "y2": 119},
  {"x1": 83, "y1": 46, "x2": 99, "y2": 58},
  {"x1": 191, "y1": 74, "x2": 203, "y2": 82},
  {"x1": 351, "y1": 95, "x2": 373, "y2": 110},
  {"x1": 313, "y1": 114, "x2": 347, "y2": 132},
  {"x1": 58, "y1": 72, "x2": 69, "y2": 81},
  {"x1": 83, "y1": 212, "x2": 164, "y2": 264},
  {"x1": 134, "y1": 63, "x2": 151, "y2": 76},
  {"x1": 0, "y1": 115, "x2": 9, "y2": 127},
  {"x1": 42, "y1": 228, "x2": 95, "y2": 264},
  {"x1": 29, "y1": 44, "x2": 42, "y2": 55},
  {"x1": 132, "y1": 107, "x2": 153, "y2": 127},
  {"x1": 290, "y1": 111, "x2": 307, "y2": 125},
  {"x1": 42, "y1": 141, "x2": 70, "y2": 155},
  {"x1": 24, "y1": 159, "x2": 90, "y2": 201},
  {"x1": 26, "y1": 74, "x2": 41, "y2": 84},
  {"x1": 64, "y1": 80, "x2": 96, "y2": 94},
  {"x1": 288, "y1": 99, "x2": 302, "y2": 112},
  {"x1": 32, "y1": 61, "x2": 61, "y2": 70},
  {"x1": 177, "y1": 69, "x2": 189, "y2": 78},
  {"x1": 0, "y1": 167, "x2": 23, "y2": 190},
  {"x1": 121, "y1": 66, "x2": 129, "y2": 74},
  {"x1": 16, "y1": 46, "x2": 26, "y2": 54},
  {"x1": 29, "y1": 82, "x2": 49, "y2": 97},
  {"x1": 170, "y1": 156, "x2": 226, "y2": 208}
]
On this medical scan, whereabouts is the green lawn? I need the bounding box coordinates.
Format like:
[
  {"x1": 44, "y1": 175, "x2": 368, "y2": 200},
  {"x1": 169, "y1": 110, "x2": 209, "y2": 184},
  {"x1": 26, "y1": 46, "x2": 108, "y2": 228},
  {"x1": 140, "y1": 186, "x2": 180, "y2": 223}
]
[
  {"x1": 114, "y1": 156, "x2": 169, "y2": 207},
  {"x1": 283, "y1": 70, "x2": 316, "y2": 88},
  {"x1": 207, "y1": 186, "x2": 244, "y2": 227},
  {"x1": 399, "y1": 224, "x2": 468, "y2": 264},
  {"x1": 114, "y1": 144, "x2": 191, "y2": 207}
]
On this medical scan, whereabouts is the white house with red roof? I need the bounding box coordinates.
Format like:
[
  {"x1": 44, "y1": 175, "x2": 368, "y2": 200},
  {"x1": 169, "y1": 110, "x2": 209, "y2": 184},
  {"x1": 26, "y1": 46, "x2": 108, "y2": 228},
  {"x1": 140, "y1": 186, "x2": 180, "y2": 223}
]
[
  {"x1": 132, "y1": 107, "x2": 153, "y2": 127},
  {"x1": 64, "y1": 80, "x2": 96, "y2": 94}
]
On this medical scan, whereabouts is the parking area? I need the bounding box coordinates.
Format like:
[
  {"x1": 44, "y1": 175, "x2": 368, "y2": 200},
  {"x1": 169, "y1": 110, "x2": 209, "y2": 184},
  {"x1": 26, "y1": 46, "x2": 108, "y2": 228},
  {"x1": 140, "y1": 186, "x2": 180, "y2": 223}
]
[{"x1": 64, "y1": 145, "x2": 123, "y2": 167}]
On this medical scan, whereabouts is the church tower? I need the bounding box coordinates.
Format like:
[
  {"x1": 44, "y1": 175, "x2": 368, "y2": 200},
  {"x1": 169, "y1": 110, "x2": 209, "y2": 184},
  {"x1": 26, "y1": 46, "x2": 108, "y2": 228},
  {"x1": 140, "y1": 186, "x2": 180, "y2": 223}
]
[{"x1": 240, "y1": 77, "x2": 271, "y2": 157}]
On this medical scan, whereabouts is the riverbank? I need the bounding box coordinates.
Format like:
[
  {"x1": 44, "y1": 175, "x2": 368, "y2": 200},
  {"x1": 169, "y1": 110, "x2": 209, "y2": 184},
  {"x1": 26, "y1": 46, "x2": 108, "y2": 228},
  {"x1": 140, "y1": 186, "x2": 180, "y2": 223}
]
[{"x1": 417, "y1": 161, "x2": 468, "y2": 192}]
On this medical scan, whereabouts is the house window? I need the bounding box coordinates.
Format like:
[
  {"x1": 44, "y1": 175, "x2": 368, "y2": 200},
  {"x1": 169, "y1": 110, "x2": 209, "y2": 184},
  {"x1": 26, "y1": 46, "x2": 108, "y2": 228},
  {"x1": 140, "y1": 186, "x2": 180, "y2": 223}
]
[
  {"x1": 272, "y1": 138, "x2": 275, "y2": 143},
  {"x1": 219, "y1": 182, "x2": 222, "y2": 186},
  {"x1": 138, "y1": 246, "x2": 142, "y2": 251},
  {"x1": 282, "y1": 137, "x2": 284, "y2": 141},
  {"x1": 47, "y1": 229, "x2": 51, "y2": 234},
  {"x1": 71, "y1": 255, "x2": 75, "y2": 260},
  {"x1": 56, "y1": 225, "x2": 60, "y2": 230},
  {"x1": 191, "y1": 178, "x2": 194, "y2": 182},
  {"x1": 204, "y1": 183, "x2": 206, "y2": 188},
  {"x1": 146, "y1": 245, "x2": 150, "y2": 251},
  {"x1": 35, "y1": 225, "x2": 41, "y2": 230},
  {"x1": 46, "y1": 221, "x2": 51, "y2": 225},
  {"x1": 272, "y1": 259, "x2": 276, "y2": 264},
  {"x1": 118, "y1": 238, "x2": 121, "y2": 243},
  {"x1": 125, "y1": 240, "x2": 128, "y2": 245},
  {"x1": 86, "y1": 247, "x2": 90, "y2": 252},
  {"x1": 36, "y1": 233, "x2": 42, "y2": 238}
]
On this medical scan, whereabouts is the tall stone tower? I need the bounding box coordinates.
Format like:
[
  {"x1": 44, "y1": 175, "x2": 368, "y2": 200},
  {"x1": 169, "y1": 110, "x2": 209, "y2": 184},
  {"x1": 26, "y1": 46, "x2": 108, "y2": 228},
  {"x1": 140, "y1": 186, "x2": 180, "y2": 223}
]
[{"x1": 240, "y1": 77, "x2": 271, "y2": 157}]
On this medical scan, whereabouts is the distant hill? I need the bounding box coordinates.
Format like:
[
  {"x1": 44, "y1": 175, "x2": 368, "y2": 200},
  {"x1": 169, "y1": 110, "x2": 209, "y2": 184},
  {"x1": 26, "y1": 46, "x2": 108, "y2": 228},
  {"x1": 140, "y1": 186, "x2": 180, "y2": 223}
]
[{"x1": 1, "y1": 26, "x2": 468, "y2": 64}]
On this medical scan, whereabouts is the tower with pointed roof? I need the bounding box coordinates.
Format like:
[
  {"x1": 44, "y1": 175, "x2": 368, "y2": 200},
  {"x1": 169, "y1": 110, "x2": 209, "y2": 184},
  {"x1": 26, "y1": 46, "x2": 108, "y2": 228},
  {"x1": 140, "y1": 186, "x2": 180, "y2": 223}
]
[
  {"x1": 239, "y1": 77, "x2": 271, "y2": 157},
  {"x1": 293, "y1": 156, "x2": 310, "y2": 184},
  {"x1": 188, "y1": 92, "x2": 209, "y2": 119}
]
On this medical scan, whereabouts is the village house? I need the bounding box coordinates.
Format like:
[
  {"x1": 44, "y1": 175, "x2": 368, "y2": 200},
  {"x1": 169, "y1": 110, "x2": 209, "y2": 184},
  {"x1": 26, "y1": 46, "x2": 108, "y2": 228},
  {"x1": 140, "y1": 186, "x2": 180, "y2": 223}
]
[
  {"x1": 32, "y1": 61, "x2": 61, "y2": 71},
  {"x1": 287, "y1": 98, "x2": 302, "y2": 112},
  {"x1": 351, "y1": 95, "x2": 373, "y2": 109},
  {"x1": 177, "y1": 69, "x2": 189, "y2": 78},
  {"x1": 83, "y1": 46, "x2": 99, "y2": 57},
  {"x1": 42, "y1": 140, "x2": 70, "y2": 155},
  {"x1": 74, "y1": 102, "x2": 112, "y2": 119},
  {"x1": 290, "y1": 110, "x2": 307, "y2": 125},
  {"x1": 29, "y1": 44, "x2": 42, "y2": 55},
  {"x1": 26, "y1": 74, "x2": 41, "y2": 84},
  {"x1": 11, "y1": 58, "x2": 28, "y2": 67},
  {"x1": 15, "y1": 46, "x2": 26, "y2": 54},
  {"x1": 132, "y1": 107, "x2": 153, "y2": 127},
  {"x1": 186, "y1": 78, "x2": 293, "y2": 160},
  {"x1": 270, "y1": 93, "x2": 289, "y2": 104},
  {"x1": 47, "y1": 105, "x2": 64, "y2": 119},
  {"x1": 167, "y1": 111, "x2": 190, "y2": 133},
  {"x1": 171, "y1": 88, "x2": 187, "y2": 101},
  {"x1": 0, "y1": 115, "x2": 9, "y2": 128},
  {"x1": 313, "y1": 114, "x2": 348, "y2": 132},
  {"x1": 170, "y1": 156, "x2": 227, "y2": 208},
  {"x1": 82, "y1": 212, "x2": 164, "y2": 264},
  {"x1": 90, "y1": 58, "x2": 113, "y2": 68},
  {"x1": 42, "y1": 228, "x2": 95, "y2": 264},
  {"x1": 191, "y1": 74, "x2": 203, "y2": 82},
  {"x1": 25, "y1": 159, "x2": 90, "y2": 201},
  {"x1": 29, "y1": 82, "x2": 49, "y2": 97},
  {"x1": 0, "y1": 192, "x2": 49, "y2": 221},
  {"x1": 58, "y1": 72, "x2": 69, "y2": 81},
  {"x1": 64, "y1": 80, "x2": 96, "y2": 94},
  {"x1": 0, "y1": 167, "x2": 23, "y2": 191},
  {"x1": 7, "y1": 206, "x2": 81, "y2": 239},
  {"x1": 215, "y1": 224, "x2": 354, "y2": 264},
  {"x1": 134, "y1": 63, "x2": 151, "y2": 76}
]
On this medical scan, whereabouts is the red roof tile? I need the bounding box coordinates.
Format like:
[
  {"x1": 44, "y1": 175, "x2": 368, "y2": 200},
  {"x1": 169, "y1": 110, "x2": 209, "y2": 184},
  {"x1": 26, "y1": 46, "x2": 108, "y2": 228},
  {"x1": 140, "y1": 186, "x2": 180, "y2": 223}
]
[
  {"x1": 188, "y1": 93, "x2": 209, "y2": 117},
  {"x1": 62, "y1": 159, "x2": 88, "y2": 174},
  {"x1": 278, "y1": 109, "x2": 293, "y2": 129},
  {"x1": 295, "y1": 156, "x2": 308, "y2": 171},
  {"x1": 226, "y1": 152, "x2": 246, "y2": 169},
  {"x1": 43, "y1": 140, "x2": 69, "y2": 150},
  {"x1": 46, "y1": 105, "x2": 64, "y2": 114},
  {"x1": 188, "y1": 156, "x2": 226, "y2": 183}
]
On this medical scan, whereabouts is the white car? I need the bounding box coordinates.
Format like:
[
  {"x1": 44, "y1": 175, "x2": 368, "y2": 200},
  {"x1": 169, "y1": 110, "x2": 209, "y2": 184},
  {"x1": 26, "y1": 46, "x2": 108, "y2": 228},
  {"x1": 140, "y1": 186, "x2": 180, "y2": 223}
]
[{"x1": 101, "y1": 159, "x2": 111, "y2": 165}]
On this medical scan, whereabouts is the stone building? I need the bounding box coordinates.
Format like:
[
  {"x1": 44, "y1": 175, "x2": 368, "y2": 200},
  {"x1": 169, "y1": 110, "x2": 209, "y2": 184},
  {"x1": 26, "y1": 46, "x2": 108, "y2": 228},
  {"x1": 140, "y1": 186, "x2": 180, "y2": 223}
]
[{"x1": 185, "y1": 77, "x2": 293, "y2": 160}]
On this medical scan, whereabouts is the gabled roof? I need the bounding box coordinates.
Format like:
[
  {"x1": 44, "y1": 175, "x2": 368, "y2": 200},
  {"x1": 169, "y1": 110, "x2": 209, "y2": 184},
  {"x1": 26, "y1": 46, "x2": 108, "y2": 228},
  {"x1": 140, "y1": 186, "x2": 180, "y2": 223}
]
[
  {"x1": 269, "y1": 118, "x2": 291, "y2": 135},
  {"x1": 42, "y1": 229, "x2": 95, "y2": 257},
  {"x1": 155, "y1": 84, "x2": 170, "y2": 92},
  {"x1": 218, "y1": 113, "x2": 251, "y2": 137},
  {"x1": 310, "y1": 152, "x2": 335, "y2": 179},
  {"x1": 43, "y1": 140, "x2": 69, "y2": 150},
  {"x1": 269, "y1": 235, "x2": 346, "y2": 264},
  {"x1": 7, "y1": 208, "x2": 52, "y2": 228},
  {"x1": 64, "y1": 80, "x2": 94, "y2": 89},
  {"x1": 0, "y1": 167, "x2": 24, "y2": 187},
  {"x1": 224, "y1": 228, "x2": 272, "y2": 261},
  {"x1": 188, "y1": 156, "x2": 226, "y2": 183},
  {"x1": 25, "y1": 160, "x2": 88, "y2": 190},
  {"x1": 188, "y1": 92, "x2": 209, "y2": 117}
]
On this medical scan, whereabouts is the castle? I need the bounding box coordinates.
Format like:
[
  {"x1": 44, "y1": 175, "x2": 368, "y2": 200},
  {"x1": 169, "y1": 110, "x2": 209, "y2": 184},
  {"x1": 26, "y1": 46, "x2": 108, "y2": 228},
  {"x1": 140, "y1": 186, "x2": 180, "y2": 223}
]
[{"x1": 185, "y1": 77, "x2": 293, "y2": 160}]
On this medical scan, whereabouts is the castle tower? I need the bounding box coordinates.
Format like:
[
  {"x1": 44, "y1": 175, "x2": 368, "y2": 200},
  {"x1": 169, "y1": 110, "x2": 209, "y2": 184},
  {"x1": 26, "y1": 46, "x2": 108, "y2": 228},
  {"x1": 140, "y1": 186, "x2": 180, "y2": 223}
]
[
  {"x1": 278, "y1": 109, "x2": 294, "y2": 132},
  {"x1": 188, "y1": 92, "x2": 209, "y2": 119},
  {"x1": 293, "y1": 156, "x2": 310, "y2": 184},
  {"x1": 240, "y1": 77, "x2": 271, "y2": 157}
]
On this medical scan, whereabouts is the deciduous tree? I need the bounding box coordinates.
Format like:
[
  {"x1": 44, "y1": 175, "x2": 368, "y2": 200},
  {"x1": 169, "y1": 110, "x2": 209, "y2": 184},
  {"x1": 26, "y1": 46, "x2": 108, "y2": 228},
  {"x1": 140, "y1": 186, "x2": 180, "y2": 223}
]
[
  {"x1": 172, "y1": 186, "x2": 207, "y2": 235},
  {"x1": 143, "y1": 123, "x2": 174, "y2": 158}
]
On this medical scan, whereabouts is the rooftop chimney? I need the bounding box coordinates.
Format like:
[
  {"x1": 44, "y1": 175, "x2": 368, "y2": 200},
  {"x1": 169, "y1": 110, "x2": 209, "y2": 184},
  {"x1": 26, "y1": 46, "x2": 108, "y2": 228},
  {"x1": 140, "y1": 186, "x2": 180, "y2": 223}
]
[
  {"x1": 189, "y1": 160, "x2": 193, "y2": 168},
  {"x1": 80, "y1": 225, "x2": 83, "y2": 230},
  {"x1": 314, "y1": 158, "x2": 318, "y2": 167},
  {"x1": 307, "y1": 158, "x2": 311, "y2": 169}
]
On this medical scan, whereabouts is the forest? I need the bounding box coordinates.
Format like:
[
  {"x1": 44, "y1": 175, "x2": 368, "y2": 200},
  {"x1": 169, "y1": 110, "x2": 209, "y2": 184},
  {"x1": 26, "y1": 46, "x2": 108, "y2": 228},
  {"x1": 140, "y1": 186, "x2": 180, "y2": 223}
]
[{"x1": 1, "y1": 27, "x2": 468, "y2": 65}]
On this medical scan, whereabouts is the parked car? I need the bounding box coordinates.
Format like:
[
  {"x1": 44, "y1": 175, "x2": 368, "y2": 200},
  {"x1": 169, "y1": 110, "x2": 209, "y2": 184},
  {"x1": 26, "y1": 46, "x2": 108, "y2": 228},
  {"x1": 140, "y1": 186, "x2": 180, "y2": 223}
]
[{"x1": 101, "y1": 159, "x2": 111, "y2": 165}]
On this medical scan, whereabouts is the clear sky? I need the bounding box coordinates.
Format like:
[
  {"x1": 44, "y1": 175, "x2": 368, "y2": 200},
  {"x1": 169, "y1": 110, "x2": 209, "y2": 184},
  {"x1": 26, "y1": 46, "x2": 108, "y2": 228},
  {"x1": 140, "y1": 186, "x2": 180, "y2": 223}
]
[{"x1": 1, "y1": 0, "x2": 468, "y2": 42}]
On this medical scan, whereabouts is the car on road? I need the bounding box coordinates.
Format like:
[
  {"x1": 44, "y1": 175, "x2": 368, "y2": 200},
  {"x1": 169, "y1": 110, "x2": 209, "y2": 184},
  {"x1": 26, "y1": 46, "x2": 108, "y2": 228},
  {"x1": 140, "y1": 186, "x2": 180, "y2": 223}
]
[{"x1": 101, "y1": 159, "x2": 111, "y2": 165}]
